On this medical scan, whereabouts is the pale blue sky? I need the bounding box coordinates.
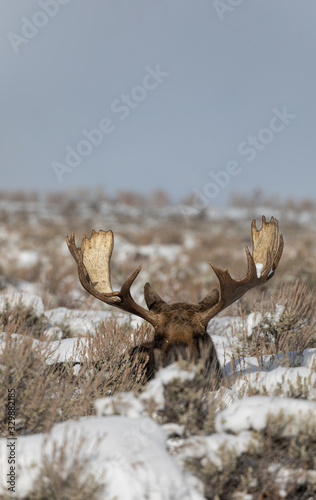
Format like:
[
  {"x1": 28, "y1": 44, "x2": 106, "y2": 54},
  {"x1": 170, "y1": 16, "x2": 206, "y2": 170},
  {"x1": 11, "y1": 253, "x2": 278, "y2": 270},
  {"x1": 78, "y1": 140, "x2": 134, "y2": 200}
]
[{"x1": 1, "y1": 1, "x2": 316, "y2": 204}]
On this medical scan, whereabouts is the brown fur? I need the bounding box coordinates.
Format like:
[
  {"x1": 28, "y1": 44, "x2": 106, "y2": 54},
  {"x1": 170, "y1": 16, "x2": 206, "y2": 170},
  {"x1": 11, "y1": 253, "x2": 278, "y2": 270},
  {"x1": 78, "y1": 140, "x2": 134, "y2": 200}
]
[{"x1": 129, "y1": 284, "x2": 222, "y2": 386}]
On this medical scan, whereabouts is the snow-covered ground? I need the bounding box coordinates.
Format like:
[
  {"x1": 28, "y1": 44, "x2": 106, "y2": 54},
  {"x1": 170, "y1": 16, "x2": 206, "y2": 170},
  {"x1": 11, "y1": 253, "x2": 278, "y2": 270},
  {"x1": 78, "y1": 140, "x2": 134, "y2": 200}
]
[
  {"x1": 0, "y1": 414, "x2": 203, "y2": 500},
  {"x1": 0, "y1": 197, "x2": 315, "y2": 499},
  {"x1": 0, "y1": 289, "x2": 315, "y2": 499}
]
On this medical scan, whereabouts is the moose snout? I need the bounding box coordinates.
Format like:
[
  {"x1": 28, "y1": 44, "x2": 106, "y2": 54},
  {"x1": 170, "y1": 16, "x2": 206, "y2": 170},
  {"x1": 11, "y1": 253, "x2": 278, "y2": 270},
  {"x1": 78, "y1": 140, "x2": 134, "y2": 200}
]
[{"x1": 162, "y1": 339, "x2": 199, "y2": 365}]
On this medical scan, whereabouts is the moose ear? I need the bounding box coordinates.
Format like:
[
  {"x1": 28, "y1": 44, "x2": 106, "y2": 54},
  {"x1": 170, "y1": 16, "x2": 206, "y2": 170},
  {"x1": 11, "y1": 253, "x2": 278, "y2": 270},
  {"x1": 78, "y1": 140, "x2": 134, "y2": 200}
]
[
  {"x1": 144, "y1": 283, "x2": 166, "y2": 311},
  {"x1": 198, "y1": 288, "x2": 219, "y2": 311}
]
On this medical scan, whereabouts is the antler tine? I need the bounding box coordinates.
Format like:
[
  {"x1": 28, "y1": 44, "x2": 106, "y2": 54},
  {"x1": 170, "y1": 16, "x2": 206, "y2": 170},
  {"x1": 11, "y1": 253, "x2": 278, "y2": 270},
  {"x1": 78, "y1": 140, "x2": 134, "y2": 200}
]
[
  {"x1": 271, "y1": 233, "x2": 284, "y2": 275},
  {"x1": 66, "y1": 230, "x2": 158, "y2": 326},
  {"x1": 118, "y1": 264, "x2": 161, "y2": 323},
  {"x1": 198, "y1": 216, "x2": 284, "y2": 327},
  {"x1": 66, "y1": 231, "x2": 81, "y2": 262}
]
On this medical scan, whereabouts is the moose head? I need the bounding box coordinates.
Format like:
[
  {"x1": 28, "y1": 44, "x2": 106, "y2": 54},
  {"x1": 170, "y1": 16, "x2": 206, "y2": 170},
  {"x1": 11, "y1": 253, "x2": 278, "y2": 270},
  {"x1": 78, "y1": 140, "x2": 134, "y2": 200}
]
[{"x1": 66, "y1": 216, "x2": 283, "y2": 385}]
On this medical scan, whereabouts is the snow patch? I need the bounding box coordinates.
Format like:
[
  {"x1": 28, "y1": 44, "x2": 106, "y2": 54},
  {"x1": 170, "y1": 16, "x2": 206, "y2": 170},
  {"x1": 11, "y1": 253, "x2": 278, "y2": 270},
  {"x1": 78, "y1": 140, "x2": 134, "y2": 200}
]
[
  {"x1": 95, "y1": 392, "x2": 145, "y2": 418},
  {"x1": 45, "y1": 307, "x2": 142, "y2": 335},
  {"x1": 246, "y1": 311, "x2": 262, "y2": 337},
  {"x1": 255, "y1": 262, "x2": 264, "y2": 278},
  {"x1": 45, "y1": 337, "x2": 89, "y2": 365},
  {"x1": 140, "y1": 364, "x2": 196, "y2": 409},
  {"x1": 233, "y1": 366, "x2": 316, "y2": 400},
  {"x1": 177, "y1": 431, "x2": 258, "y2": 470},
  {"x1": 0, "y1": 291, "x2": 44, "y2": 316},
  {"x1": 207, "y1": 316, "x2": 243, "y2": 337},
  {"x1": 16, "y1": 250, "x2": 39, "y2": 267},
  {"x1": 0, "y1": 416, "x2": 203, "y2": 500},
  {"x1": 215, "y1": 396, "x2": 316, "y2": 435}
]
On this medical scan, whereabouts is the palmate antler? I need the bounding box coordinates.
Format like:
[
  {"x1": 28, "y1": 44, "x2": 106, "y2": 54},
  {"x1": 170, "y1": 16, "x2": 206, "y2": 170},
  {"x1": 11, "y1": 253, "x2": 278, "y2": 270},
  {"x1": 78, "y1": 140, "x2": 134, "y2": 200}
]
[
  {"x1": 66, "y1": 230, "x2": 158, "y2": 326},
  {"x1": 198, "y1": 216, "x2": 284, "y2": 326}
]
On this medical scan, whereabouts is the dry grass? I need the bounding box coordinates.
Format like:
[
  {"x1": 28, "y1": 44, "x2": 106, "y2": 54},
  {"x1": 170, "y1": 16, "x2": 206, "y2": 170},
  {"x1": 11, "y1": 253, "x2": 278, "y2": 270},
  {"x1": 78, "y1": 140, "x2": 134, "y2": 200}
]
[
  {"x1": 0, "y1": 190, "x2": 315, "y2": 498},
  {"x1": 82, "y1": 320, "x2": 153, "y2": 394},
  {"x1": 0, "y1": 314, "x2": 152, "y2": 437},
  {"x1": 185, "y1": 411, "x2": 316, "y2": 499},
  {"x1": 0, "y1": 331, "x2": 94, "y2": 436},
  {"x1": 2, "y1": 189, "x2": 314, "y2": 304},
  {"x1": 142, "y1": 359, "x2": 229, "y2": 437},
  {"x1": 232, "y1": 280, "x2": 316, "y2": 362},
  {"x1": 1, "y1": 434, "x2": 106, "y2": 500},
  {"x1": 26, "y1": 435, "x2": 106, "y2": 500},
  {"x1": 245, "y1": 370, "x2": 315, "y2": 400}
]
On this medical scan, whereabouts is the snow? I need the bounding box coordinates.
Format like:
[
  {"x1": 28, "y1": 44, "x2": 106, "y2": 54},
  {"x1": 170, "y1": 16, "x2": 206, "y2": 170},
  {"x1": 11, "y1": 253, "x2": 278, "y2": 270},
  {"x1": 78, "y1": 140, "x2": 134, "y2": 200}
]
[
  {"x1": 15, "y1": 250, "x2": 39, "y2": 267},
  {"x1": 43, "y1": 325, "x2": 63, "y2": 340},
  {"x1": 0, "y1": 416, "x2": 203, "y2": 500},
  {"x1": 245, "y1": 311, "x2": 262, "y2": 336},
  {"x1": 206, "y1": 315, "x2": 243, "y2": 336},
  {"x1": 226, "y1": 347, "x2": 316, "y2": 377},
  {"x1": 255, "y1": 262, "x2": 264, "y2": 278},
  {"x1": 45, "y1": 337, "x2": 90, "y2": 364},
  {"x1": 95, "y1": 392, "x2": 145, "y2": 418},
  {"x1": 176, "y1": 430, "x2": 258, "y2": 469},
  {"x1": 162, "y1": 423, "x2": 185, "y2": 439},
  {"x1": 0, "y1": 333, "x2": 40, "y2": 352},
  {"x1": 0, "y1": 291, "x2": 44, "y2": 316},
  {"x1": 140, "y1": 364, "x2": 196, "y2": 409},
  {"x1": 0, "y1": 333, "x2": 89, "y2": 366},
  {"x1": 14, "y1": 280, "x2": 44, "y2": 296},
  {"x1": 267, "y1": 464, "x2": 316, "y2": 497},
  {"x1": 215, "y1": 396, "x2": 316, "y2": 435},
  {"x1": 233, "y1": 365, "x2": 316, "y2": 400},
  {"x1": 45, "y1": 307, "x2": 142, "y2": 335},
  {"x1": 0, "y1": 281, "x2": 315, "y2": 499}
]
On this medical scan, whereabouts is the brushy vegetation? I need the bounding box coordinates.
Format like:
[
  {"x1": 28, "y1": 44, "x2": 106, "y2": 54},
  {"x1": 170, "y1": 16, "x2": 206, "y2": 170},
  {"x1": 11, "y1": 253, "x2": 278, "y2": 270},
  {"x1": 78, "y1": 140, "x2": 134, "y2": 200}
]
[
  {"x1": 245, "y1": 370, "x2": 315, "y2": 401},
  {"x1": 0, "y1": 187, "x2": 315, "y2": 308},
  {"x1": 1, "y1": 435, "x2": 106, "y2": 500},
  {"x1": 0, "y1": 189, "x2": 315, "y2": 498},
  {"x1": 3, "y1": 291, "x2": 313, "y2": 498},
  {"x1": 231, "y1": 280, "x2": 316, "y2": 361},
  {"x1": 185, "y1": 411, "x2": 316, "y2": 499},
  {"x1": 146, "y1": 360, "x2": 222, "y2": 436},
  {"x1": 0, "y1": 316, "x2": 151, "y2": 437},
  {"x1": 0, "y1": 302, "x2": 50, "y2": 339}
]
